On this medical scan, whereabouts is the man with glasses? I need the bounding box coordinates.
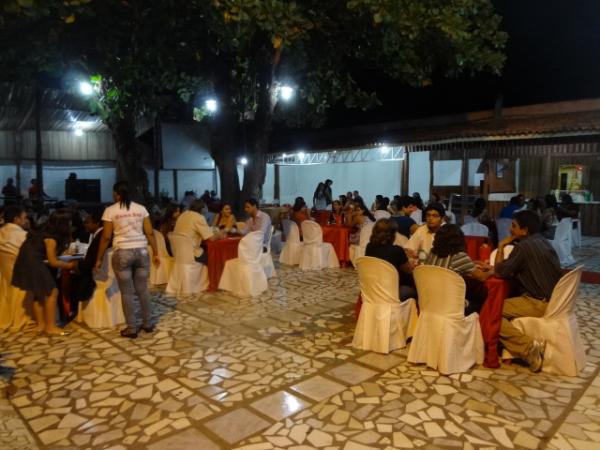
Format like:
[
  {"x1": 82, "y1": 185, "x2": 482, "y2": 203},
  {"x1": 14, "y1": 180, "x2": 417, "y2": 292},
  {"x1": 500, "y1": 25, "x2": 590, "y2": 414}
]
[{"x1": 404, "y1": 203, "x2": 445, "y2": 259}]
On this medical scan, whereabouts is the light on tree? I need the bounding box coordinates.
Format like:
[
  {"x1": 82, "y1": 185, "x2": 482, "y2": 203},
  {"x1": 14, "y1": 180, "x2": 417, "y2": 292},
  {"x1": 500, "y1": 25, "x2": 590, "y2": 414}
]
[
  {"x1": 279, "y1": 85, "x2": 294, "y2": 101},
  {"x1": 240, "y1": 157, "x2": 248, "y2": 165},
  {"x1": 79, "y1": 81, "x2": 93, "y2": 96},
  {"x1": 205, "y1": 98, "x2": 218, "y2": 112}
]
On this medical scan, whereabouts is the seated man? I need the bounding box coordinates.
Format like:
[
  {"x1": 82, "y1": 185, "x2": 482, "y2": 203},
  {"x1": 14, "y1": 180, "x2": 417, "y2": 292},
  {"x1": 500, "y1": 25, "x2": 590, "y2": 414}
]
[
  {"x1": 173, "y1": 199, "x2": 219, "y2": 263},
  {"x1": 71, "y1": 210, "x2": 108, "y2": 305},
  {"x1": 404, "y1": 203, "x2": 445, "y2": 259},
  {"x1": 0, "y1": 205, "x2": 29, "y2": 255},
  {"x1": 241, "y1": 198, "x2": 271, "y2": 252},
  {"x1": 390, "y1": 195, "x2": 418, "y2": 238},
  {"x1": 494, "y1": 210, "x2": 562, "y2": 372}
]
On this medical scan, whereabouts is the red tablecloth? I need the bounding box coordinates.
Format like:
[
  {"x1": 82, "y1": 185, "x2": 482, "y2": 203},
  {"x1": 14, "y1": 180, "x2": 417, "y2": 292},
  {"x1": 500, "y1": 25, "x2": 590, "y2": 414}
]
[
  {"x1": 206, "y1": 237, "x2": 241, "y2": 292},
  {"x1": 313, "y1": 210, "x2": 331, "y2": 225},
  {"x1": 464, "y1": 236, "x2": 487, "y2": 260},
  {"x1": 479, "y1": 276, "x2": 510, "y2": 368},
  {"x1": 322, "y1": 225, "x2": 351, "y2": 267}
]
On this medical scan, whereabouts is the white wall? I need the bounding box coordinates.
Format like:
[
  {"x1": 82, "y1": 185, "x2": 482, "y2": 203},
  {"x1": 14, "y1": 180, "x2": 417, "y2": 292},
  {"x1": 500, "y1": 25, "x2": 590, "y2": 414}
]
[
  {"x1": 409, "y1": 151, "x2": 430, "y2": 201},
  {"x1": 278, "y1": 160, "x2": 402, "y2": 206},
  {"x1": 432, "y1": 158, "x2": 484, "y2": 187}
]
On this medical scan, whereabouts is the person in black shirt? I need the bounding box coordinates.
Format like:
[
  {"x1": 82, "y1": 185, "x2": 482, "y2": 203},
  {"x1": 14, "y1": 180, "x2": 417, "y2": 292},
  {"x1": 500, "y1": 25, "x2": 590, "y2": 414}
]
[
  {"x1": 2, "y1": 178, "x2": 18, "y2": 205},
  {"x1": 365, "y1": 218, "x2": 416, "y2": 301},
  {"x1": 390, "y1": 196, "x2": 418, "y2": 238}
]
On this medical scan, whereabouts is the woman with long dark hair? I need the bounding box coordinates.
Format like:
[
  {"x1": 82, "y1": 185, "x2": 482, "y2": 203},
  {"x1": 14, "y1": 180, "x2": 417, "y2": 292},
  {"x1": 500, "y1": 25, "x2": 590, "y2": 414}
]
[
  {"x1": 313, "y1": 183, "x2": 327, "y2": 210},
  {"x1": 12, "y1": 208, "x2": 77, "y2": 334},
  {"x1": 159, "y1": 203, "x2": 181, "y2": 255},
  {"x1": 426, "y1": 224, "x2": 492, "y2": 314},
  {"x1": 95, "y1": 181, "x2": 160, "y2": 338},
  {"x1": 347, "y1": 198, "x2": 375, "y2": 245}
]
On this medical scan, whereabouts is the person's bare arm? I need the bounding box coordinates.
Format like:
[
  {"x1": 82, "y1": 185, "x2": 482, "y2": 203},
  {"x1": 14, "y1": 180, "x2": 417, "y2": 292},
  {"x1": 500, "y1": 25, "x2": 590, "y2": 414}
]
[
  {"x1": 45, "y1": 238, "x2": 77, "y2": 270},
  {"x1": 495, "y1": 235, "x2": 516, "y2": 266},
  {"x1": 399, "y1": 261, "x2": 413, "y2": 274},
  {"x1": 409, "y1": 223, "x2": 419, "y2": 235},
  {"x1": 95, "y1": 221, "x2": 113, "y2": 269},
  {"x1": 143, "y1": 217, "x2": 160, "y2": 266},
  {"x1": 468, "y1": 267, "x2": 493, "y2": 282}
]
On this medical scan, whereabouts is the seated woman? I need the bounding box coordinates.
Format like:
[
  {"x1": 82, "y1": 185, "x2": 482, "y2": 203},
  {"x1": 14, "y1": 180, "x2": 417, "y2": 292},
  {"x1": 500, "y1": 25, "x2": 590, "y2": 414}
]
[
  {"x1": 329, "y1": 200, "x2": 345, "y2": 225},
  {"x1": 12, "y1": 209, "x2": 78, "y2": 335},
  {"x1": 365, "y1": 219, "x2": 416, "y2": 301},
  {"x1": 159, "y1": 203, "x2": 181, "y2": 255},
  {"x1": 213, "y1": 203, "x2": 237, "y2": 232},
  {"x1": 346, "y1": 198, "x2": 375, "y2": 245},
  {"x1": 291, "y1": 197, "x2": 311, "y2": 226},
  {"x1": 425, "y1": 224, "x2": 493, "y2": 315}
]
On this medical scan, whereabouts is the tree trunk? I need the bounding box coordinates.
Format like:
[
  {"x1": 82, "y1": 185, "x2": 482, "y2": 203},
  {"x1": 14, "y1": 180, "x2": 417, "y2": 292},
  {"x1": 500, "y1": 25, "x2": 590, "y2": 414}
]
[
  {"x1": 111, "y1": 111, "x2": 150, "y2": 204},
  {"x1": 209, "y1": 110, "x2": 241, "y2": 212}
]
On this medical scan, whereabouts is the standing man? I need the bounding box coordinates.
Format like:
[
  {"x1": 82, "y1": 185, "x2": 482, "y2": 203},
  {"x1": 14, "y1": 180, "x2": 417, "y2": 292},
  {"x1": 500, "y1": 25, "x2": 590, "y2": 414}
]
[
  {"x1": 324, "y1": 179, "x2": 333, "y2": 209},
  {"x1": 494, "y1": 210, "x2": 561, "y2": 371},
  {"x1": 241, "y1": 198, "x2": 272, "y2": 252},
  {"x1": 1, "y1": 178, "x2": 18, "y2": 205}
]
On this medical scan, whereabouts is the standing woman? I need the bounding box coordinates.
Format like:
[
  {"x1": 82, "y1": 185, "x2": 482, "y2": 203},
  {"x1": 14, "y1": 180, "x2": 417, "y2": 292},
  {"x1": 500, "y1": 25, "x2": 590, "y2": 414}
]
[
  {"x1": 95, "y1": 181, "x2": 160, "y2": 338},
  {"x1": 12, "y1": 209, "x2": 77, "y2": 335}
]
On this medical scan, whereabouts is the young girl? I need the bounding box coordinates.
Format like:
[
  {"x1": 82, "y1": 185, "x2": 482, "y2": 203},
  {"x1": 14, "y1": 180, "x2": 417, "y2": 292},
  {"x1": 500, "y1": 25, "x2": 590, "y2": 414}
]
[{"x1": 12, "y1": 209, "x2": 77, "y2": 335}]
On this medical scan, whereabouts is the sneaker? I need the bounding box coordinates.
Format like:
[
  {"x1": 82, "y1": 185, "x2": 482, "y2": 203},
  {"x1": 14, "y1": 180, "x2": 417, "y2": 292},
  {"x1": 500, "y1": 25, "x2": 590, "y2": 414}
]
[
  {"x1": 120, "y1": 329, "x2": 138, "y2": 339},
  {"x1": 526, "y1": 340, "x2": 546, "y2": 372}
]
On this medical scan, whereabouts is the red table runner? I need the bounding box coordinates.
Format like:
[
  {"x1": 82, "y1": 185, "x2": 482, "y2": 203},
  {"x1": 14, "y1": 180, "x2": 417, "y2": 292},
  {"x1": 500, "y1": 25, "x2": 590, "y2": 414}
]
[
  {"x1": 206, "y1": 237, "x2": 241, "y2": 292},
  {"x1": 313, "y1": 210, "x2": 331, "y2": 225},
  {"x1": 479, "y1": 276, "x2": 510, "y2": 368},
  {"x1": 322, "y1": 225, "x2": 351, "y2": 267}
]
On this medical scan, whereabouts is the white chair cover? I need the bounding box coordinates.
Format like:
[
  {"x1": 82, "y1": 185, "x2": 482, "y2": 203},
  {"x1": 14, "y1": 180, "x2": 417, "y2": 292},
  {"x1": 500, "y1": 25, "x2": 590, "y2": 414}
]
[
  {"x1": 572, "y1": 218, "x2": 582, "y2": 248},
  {"x1": 488, "y1": 244, "x2": 514, "y2": 267},
  {"x1": 510, "y1": 266, "x2": 586, "y2": 376},
  {"x1": 352, "y1": 257, "x2": 418, "y2": 353},
  {"x1": 77, "y1": 250, "x2": 125, "y2": 328},
  {"x1": 219, "y1": 231, "x2": 269, "y2": 297},
  {"x1": 166, "y1": 232, "x2": 208, "y2": 295},
  {"x1": 373, "y1": 210, "x2": 391, "y2": 220},
  {"x1": 279, "y1": 220, "x2": 303, "y2": 266},
  {"x1": 408, "y1": 265, "x2": 484, "y2": 374},
  {"x1": 461, "y1": 222, "x2": 489, "y2": 237},
  {"x1": 299, "y1": 221, "x2": 339, "y2": 271},
  {"x1": 393, "y1": 232, "x2": 408, "y2": 247},
  {"x1": 549, "y1": 218, "x2": 575, "y2": 267},
  {"x1": 349, "y1": 221, "x2": 374, "y2": 267},
  {"x1": 260, "y1": 225, "x2": 277, "y2": 278},
  {"x1": 496, "y1": 218, "x2": 512, "y2": 243},
  {"x1": 149, "y1": 229, "x2": 174, "y2": 286},
  {"x1": 0, "y1": 250, "x2": 33, "y2": 330}
]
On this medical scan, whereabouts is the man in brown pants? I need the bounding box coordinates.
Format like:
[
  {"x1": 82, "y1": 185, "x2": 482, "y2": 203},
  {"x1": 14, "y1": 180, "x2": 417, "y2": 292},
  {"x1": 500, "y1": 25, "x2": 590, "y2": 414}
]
[{"x1": 494, "y1": 210, "x2": 562, "y2": 372}]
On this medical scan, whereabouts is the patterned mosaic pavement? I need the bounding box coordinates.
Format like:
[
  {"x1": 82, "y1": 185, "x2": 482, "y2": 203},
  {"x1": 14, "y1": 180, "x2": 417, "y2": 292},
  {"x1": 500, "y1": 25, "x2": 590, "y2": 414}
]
[{"x1": 0, "y1": 238, "x2": 599, "y2": 450}]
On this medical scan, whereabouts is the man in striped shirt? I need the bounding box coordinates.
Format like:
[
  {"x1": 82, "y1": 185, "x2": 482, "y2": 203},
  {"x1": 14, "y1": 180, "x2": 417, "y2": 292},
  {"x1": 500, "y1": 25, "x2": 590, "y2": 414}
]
[{"x1": 495, "y1": 210, "x2": 562, "y2": 372}]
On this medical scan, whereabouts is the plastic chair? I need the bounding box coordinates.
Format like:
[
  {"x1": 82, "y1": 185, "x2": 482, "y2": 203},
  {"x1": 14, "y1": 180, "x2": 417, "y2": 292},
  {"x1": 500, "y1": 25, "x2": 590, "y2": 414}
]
[
  {"x1": 461, "y1": 222, "x2": 489, "y2": 237},
  {"x1": 352, "y1": 257, "x2": 418, "y2": 353},
  {"x1": 488, "y1": 245, "x2": 514, "y2": 267},
  {"x1": 408, "y1": 265, "x2": 484, "y2": 374},
  {"x1": 279, "y1": 220, "x2": 303, "y2": 266},
  {"x1": 572, "y1": 218, "x2": 582, "y2": 248},
  {"x1": 166, "y1": 232, "x2": 209, "y2": 295},
  {"x1": 149, "y1": 230, "x2": 174, "y2": 286},
  {"x1": 510, "y1": 266, "x2": 586, "y2": 376},
  {"x1": 0, "y1": 250, "x2": 33, "y2": 330},
  {"x1": 549, "y1": 218, "x2": 575, "y2": 267},
  {"x1": 349, "y1": 221, "x2": 374, "y2": 267},
  {"x1": 260, "y1": 225, "x2": 277, "y2": 278},
  {"x1": 219, "y1": 231, "x2": 269, "y2": 297},
  {"x1": 299, "y1": 221, "x2": 340, "y2": 271},
  {"x1": 496, "y1": 218, "x2": 512, "y2": 243},
  {"x1": 77, "y1": 250, "x2": 125, "y2": 328}
]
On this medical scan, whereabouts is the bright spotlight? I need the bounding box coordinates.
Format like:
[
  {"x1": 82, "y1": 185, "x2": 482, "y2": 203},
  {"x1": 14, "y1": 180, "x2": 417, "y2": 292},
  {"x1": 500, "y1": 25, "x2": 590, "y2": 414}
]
[
  {"x1": 380, "y1": 144, "x2": 390, "y2": 154},
  {"x1": 79, "y1": 81, "x2": 93, "y2": 96},
  {"x1": 298, "y1": 151, "x2": 305, "y2": 159},
  {"x1": 205, "y1": 98, "x2": 218, "y2": 112},
  {"x1": 282, "y1": 153, "x2": 287, "y2": 158},
  {"x1": 280, "y1": 85, "x2": 294, "y2": 101},
  {"x1": 240, "y1": 157, "x2": 248, "y2": 165},
  {"x1": 74, "y1": 128, "x2": 84, "y2": 137}
]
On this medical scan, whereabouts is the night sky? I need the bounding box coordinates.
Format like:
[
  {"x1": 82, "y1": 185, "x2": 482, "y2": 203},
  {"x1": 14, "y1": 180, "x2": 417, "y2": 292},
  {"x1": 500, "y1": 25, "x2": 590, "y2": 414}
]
[{"x1": 319, "y1": 0, "x2": 600, "y2": 129}]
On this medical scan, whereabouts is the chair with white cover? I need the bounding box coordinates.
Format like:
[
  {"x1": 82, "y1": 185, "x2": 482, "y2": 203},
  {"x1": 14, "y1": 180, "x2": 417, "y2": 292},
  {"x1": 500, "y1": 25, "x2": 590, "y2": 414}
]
[
  {"x1": 77, "y1": 250, "x2": 125, "y2": 328},
  {"x1": 0, "y1": 250, "x2": 33, "y2": 330},
  {"x1": 349, "y1": 221, "x2": 374, "y2": 267},
  {"x1": 279, "y1": 219, "x2": 303, "y2": 266},
  {"x1": 219, "y1": 231, "x2": 268, "y2": 297},
  {"x1": 461, "y1": 222, "x2": 489, "y2": 237},
  {"x1": 509, "y1": 266, "x2": 586, "y2": 376},
  {"x1": 352, "y1": 257, "x2": 418, "y2": 353},
  {"x1": 549, "y1": 218, "x2": 575, "y2": 267},
  {"x1": 166, "y1": 232, "x2": 208, "y2": 295},
  {"x1": 373, "y1": 210, "x2": 391, "y2": 220},
  {"x1": 488, "y1": 244, "x2": 514, "y2": 267},
  {"x1": 572, "y1": 218, "x2": 582, "y2": 248},
  {"x1": 496, "y1": 218, "x2": 512, "y2": 242},
  {"x1": 260, "y1": 225, "x2": 277, "y2": 278},
  {"x1": 299, "y1": 221, "x2": 339, "y2": 271},
  {"x1": 408, "y1": 265, "x2": 484, "y2": 374},
  {"x1": 149, "y1": 229, "x2": 174, "y2": 285}
]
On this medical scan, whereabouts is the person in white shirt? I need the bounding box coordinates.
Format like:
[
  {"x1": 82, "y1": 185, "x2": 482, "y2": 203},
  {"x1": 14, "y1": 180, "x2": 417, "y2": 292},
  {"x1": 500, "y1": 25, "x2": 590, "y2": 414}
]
[
  {"x1": 241, "y1": 198, "x2": 271, "y2": 251},
  {"x1": 404, "y1": 203, "x2": 445, "y2": 259},
  {"x1": 173, "y1": 199, "x2": 221, "y2": 262},
  {"x1": 0, "y1": 205, "x2": 29, "y2": 256},
  {"x1": 95, "y1": 182, "x2": 159, "y2": 339}
]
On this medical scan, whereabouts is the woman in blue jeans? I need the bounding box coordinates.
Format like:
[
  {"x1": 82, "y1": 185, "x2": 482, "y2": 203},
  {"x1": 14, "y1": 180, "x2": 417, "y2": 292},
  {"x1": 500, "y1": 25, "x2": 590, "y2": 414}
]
[{"x1": 95, "y1": 181, "x2": 160, "y2": 338}]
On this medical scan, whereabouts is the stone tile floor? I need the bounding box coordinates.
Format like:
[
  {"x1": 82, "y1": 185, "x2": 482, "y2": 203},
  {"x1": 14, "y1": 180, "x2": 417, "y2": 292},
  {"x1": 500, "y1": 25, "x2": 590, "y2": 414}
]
[{"x1": 0, "y1": 237, "x2": 599, "y2": 450}]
